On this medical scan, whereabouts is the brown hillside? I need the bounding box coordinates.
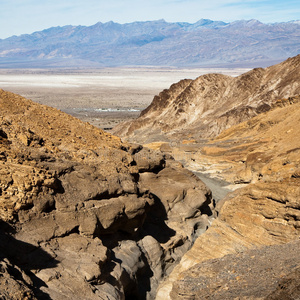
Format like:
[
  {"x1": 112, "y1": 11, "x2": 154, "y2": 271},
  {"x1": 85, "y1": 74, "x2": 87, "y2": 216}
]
[
  {"x1": 180, "y1": 95, "x2": 300, "y2": 184},
  {"x1": 113, "y1": 54, "x2": 300, "y2": 143}
]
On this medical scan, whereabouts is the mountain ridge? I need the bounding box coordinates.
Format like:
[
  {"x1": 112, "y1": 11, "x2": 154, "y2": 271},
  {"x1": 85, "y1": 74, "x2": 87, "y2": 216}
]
[
  {"x1": 113, "y1": 54, "x2": 300, "y2": 143},
  {"x1": 0, "y1": 19, "x2": 299, "y2": 68}
]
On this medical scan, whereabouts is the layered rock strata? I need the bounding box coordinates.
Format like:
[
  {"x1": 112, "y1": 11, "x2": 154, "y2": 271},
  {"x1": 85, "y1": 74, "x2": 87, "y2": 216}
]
[
  {"x1": 0, "y1": 90, "x2": 213, "y2": 299},
  {"x1": 156, "y1": 177, "x2": 300, "y2": 299}
]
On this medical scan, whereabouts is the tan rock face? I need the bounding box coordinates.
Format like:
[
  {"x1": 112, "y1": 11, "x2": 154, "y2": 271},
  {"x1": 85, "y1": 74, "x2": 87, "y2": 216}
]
[
  {"x1": 113, "y1": 55, "x2": 300, "y2": 143},
  {"x1": 0, "y1": 90, "x2": 213, "y2": 299},
  {"x1": 156, "y1": 177, "x2": 300, "y2": 299},
  {"x1": 170, "y1": 240, "x2": 300, "y2": 300}
]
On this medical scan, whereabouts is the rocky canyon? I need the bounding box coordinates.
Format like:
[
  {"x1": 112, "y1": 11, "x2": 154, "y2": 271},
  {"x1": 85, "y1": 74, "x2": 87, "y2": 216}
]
[
  {"x1": 1, "y1": 54, "x2": 300, "y2": 299},
  {"x1": 0, "y1": 90, "x2": 213, "y2": 299},
  {"x1": 115, "y1": 55, "x2": 300, "y2": 299}
]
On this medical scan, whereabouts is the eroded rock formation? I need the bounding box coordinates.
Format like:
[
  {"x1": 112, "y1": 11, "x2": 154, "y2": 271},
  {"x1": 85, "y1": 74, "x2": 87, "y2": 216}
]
[
  {"x1": 0, "y1": 90, "x2": 213, "y2": 299},
  {"x1": 156, "y1": 177, "x2": 300, "y2": 299},
  {"x1": 110, "y1": 56, "x2": 300, "y2": 299},
  {"x1": 113, "y1": 56, "x2": 300, "y2": 299}
]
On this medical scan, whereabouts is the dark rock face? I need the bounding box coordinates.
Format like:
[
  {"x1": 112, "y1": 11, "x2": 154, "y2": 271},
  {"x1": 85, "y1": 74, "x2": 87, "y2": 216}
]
[{"x1": 0, "y1": 90, "x2": 213, "y2": 299}]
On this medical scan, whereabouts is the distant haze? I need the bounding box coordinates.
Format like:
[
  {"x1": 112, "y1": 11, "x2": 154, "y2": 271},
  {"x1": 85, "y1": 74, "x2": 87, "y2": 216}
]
[{"x1": 0, "y1": 19, "x2": 299, "y2": 68}]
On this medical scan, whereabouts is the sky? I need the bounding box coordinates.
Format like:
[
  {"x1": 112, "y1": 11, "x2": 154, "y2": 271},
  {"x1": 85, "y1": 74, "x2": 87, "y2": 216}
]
[{"x1": 0, "y1": 0, "x2": 299, "y2": 39}]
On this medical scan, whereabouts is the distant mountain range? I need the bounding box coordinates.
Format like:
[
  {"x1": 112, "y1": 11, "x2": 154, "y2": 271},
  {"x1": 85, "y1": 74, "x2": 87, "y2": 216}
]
[{"x1": 0, "y1": 19, "x2": 299, "y2": 68}]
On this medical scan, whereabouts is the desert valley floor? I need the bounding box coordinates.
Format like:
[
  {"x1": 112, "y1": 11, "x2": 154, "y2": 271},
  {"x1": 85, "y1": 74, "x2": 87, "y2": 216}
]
[{"x1": 0, "y1": 67, "x2": 249, "y2": 130}]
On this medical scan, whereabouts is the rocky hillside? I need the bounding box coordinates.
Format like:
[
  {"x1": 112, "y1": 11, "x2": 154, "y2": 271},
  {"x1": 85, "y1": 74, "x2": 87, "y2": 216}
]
[
  {"x1": 0, "y1": 90, "x2": 213, "y2": 299},
  {"x1": 188, "y1": 96, "x2": 300, "y2": 183},
  {"x1": 114, "y1": 54, "x2": 300, "y2": 144},
  {"x1": 0, "y1": 19, "x2": 299, "y2": 68},
  {"x1": 155, "y1": 95, "x2": 300, "y2": 299},
  {"x1": 111, "y1": 55, "x2": 300, "y2": 298}
]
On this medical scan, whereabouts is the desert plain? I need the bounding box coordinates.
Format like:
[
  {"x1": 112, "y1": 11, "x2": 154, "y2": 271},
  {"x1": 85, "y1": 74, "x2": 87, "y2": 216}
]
[{"x1": 0, "y1": 67, "x2": 249, "y2": 130}]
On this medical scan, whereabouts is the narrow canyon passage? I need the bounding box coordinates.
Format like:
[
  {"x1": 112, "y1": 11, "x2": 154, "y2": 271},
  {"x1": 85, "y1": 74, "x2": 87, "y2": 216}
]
[{"x1": 193, "y1": 172, "x2": 231, "y2": 203}]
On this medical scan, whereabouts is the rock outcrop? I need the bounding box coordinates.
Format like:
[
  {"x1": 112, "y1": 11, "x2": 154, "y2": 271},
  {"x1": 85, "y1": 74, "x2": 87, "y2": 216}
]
[
  {"x1": 113, "y1": 56, "x2": 300, "y2": 299},
  {"x1": 0, "y1": 90, "x2": 213, "y2": 299},
  {"x1": 113, "y1": 55, "x2": 300, "y2": 144},
  {"x1": 156, "y1": 176, "x2": 300, "y2": 299}
]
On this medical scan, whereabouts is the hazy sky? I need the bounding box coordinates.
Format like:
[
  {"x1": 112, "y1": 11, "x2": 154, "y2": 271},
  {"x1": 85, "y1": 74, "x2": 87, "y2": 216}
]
[{"x1": 0, "y1": 0, "x2": 299, "y2": 39}]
